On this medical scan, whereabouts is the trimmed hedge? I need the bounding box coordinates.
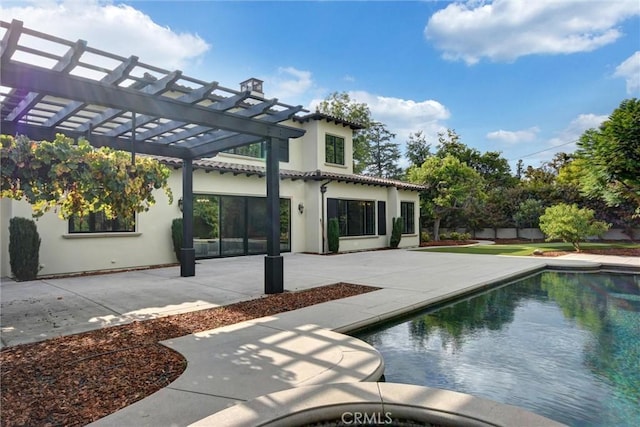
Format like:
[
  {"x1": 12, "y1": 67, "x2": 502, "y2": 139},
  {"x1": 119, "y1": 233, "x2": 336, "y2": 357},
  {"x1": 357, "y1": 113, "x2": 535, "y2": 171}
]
[
  {"x1": 390, "y1": 217, "x2": 403, "y2": 248},
  {"x1": 9, "y1": 217, "x2": 41, "y2": 281},
  {"x1": 171, "y1": 218, "x2": 183, "y2": 262},
  {"x1": 328, "y1": 218, "x2": 340, "y2": 253}
]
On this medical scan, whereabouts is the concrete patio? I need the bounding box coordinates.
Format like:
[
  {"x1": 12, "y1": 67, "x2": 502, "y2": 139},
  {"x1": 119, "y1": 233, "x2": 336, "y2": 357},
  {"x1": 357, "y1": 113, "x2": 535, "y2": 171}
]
[{"x1": 1, "y1": 250, "x2": 638, "y2": 426}]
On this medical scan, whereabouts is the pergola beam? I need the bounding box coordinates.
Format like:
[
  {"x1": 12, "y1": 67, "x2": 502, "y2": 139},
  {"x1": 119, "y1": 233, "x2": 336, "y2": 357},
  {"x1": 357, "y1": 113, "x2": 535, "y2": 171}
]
[
  {"x1": 0, "y1": 19, "x2": 21, "y2": 62},
  {"x1": 187, "y1": 105, "x2": 304, "y2": 158},
  {"x1": 106, "y1": 82, "x2": 218, "y2": 138},
  {"x1": 1, "y1": 120, "x2": 192, "y2": 158},
  {"x1": 1, "y1": 61, "x2": 304, "y2": 141},
  {"x1": 6, "y1": 40, "x2": 87, "y2": 121},
  {"x1": 76, "y1": 70, "x2": 183, "y2": 133},
  {"x1": 42, "y1": 56, "x2": 140, "y2": 128}
]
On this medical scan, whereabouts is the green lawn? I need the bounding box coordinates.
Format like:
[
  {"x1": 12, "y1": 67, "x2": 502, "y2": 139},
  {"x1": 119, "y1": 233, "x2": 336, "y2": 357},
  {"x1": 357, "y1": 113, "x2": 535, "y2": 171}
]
[{"x1": 418, "y1": 242, "x2": 640, "y2": 256}]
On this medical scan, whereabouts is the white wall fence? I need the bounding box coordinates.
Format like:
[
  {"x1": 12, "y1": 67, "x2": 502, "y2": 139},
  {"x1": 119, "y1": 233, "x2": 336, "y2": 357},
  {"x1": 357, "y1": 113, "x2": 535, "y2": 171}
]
[{"x1": 437, "y1": 228, "x2": 639, "y2": 241}]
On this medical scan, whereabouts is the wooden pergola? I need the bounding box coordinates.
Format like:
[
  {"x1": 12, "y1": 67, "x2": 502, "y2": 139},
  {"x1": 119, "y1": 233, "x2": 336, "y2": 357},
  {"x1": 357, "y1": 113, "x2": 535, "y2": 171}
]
[{"x1": 0, "y1": 19, "x2": 306, "y2": 293}]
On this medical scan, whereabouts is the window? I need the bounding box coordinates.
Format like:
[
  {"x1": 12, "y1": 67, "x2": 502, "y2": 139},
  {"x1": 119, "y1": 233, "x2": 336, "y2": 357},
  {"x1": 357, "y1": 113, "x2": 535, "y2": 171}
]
[
  {"x1": 328, "y1": 198, "x2": 375, "y2": 236},
  {"x1": 401, "y1": 201, "x2": 415, "y2": 234},
  {"x1": 325, "y1": 134, "x2": 345, "y2": 165},
  {"x1": 192, "y1": 194, "x2": 290, "y2": 258},
  {"x1": 223, "y1": 140, "x2": 289, "y2": 162},
  {"x1": 69, "y1": 211, "x2": 135, "y2": 233}
]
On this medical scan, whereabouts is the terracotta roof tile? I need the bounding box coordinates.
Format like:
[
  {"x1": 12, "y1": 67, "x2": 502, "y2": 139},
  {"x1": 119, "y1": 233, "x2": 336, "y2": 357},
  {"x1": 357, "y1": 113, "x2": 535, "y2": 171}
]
[{"x1": 151, "y1": 156, "x2": 426, "y2": 191}]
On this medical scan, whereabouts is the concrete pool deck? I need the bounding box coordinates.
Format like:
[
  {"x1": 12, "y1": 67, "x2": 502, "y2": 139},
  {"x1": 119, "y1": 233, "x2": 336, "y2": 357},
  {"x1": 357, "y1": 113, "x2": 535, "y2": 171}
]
[{"x1": 1, "y1": 250, "x2": 638, "y2": 426}]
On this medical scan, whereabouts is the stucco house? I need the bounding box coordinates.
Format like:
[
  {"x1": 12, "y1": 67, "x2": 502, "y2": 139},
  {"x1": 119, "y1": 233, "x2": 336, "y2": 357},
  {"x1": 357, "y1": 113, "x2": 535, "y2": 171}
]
[{"x1": 1, "y1": 79, "x2": 424, "y2": 278}]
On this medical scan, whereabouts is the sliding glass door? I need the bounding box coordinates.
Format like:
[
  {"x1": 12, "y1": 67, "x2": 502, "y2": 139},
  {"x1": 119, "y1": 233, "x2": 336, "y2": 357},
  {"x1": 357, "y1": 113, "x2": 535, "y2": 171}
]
[{"x1": 192, "y1": 194, "x2": 290, "y2": 258}]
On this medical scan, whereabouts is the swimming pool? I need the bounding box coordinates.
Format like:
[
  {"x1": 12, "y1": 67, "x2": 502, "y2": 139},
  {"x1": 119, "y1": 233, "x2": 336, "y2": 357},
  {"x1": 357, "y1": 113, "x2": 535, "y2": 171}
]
[{"x1": 355, "y1": 271, "x2": 640, "y2": 427}]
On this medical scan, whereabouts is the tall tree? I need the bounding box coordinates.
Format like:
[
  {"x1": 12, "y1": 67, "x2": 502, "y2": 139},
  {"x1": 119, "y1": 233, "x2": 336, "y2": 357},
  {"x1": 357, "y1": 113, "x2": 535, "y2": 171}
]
[
  {"x1": 405, "y1": 131, "x2": 431, "y2": 168},
  {"x1": 436, "y1": 129, "x2": 514, "y2": 188},
  {"x1": 364, "y1": 121, "x2": 402, "y2": 179},
  {"x1": 576, "y1": 98, "x2": 640, "y2": 213},
  {"x1": 316, "y1": 92, "x2": 372, "y2": 174},
  {"x1": 408, "y1": 155, "x2": 486, "y2": 240}
]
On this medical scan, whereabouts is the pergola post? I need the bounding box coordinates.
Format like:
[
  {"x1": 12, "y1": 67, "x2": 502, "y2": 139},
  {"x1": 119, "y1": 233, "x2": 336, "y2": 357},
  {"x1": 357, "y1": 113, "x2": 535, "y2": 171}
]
[
  {"x1": 265, "y1": 137, "x2": 283, "y2": 294},
  {"x1": 181, "y1": 159, "x2": 195, "y2": 277}
]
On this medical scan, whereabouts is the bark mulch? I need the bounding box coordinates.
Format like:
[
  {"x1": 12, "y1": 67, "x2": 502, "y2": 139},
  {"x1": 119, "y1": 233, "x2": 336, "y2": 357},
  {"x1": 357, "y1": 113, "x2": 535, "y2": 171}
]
[{"x1": 0, "y1": 283, "x2": 378, "y2": 427}]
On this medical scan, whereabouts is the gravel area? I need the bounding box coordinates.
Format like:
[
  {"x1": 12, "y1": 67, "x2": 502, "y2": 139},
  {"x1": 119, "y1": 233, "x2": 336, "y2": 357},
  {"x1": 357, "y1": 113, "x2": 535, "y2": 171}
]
[{"x1": 0, "y1": 283, "x2": 378, "y2": 427}]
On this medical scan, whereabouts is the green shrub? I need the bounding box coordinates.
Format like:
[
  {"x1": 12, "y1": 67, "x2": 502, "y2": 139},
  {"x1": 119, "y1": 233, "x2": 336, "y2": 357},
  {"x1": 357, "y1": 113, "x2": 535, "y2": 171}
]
[
  {"x1": 9, "y1": 217, "x2": 41, "y2": 281},
  {"x1": 390, "y1": 217, "x2": 403, "y2": 248},
  {"x1": 449, "y1": 231, "x2": 471, "y2": 241},
  {"x1": 539, "y1": 203, "x2": 610, "y2": 251},
  {"x1": 328, "y1": 218, "x2": 340, "y2": 253},
  {"x1": 420, "y1": 231, "x2": 431, "y2": 243},
  {"x1": 171, "y1": 218, "x2": 183, "y2": 262}
]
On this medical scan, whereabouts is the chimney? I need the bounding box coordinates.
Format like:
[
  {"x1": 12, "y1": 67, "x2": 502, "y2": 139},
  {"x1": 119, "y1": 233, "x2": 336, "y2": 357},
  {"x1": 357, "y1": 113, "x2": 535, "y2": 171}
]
[{"x1": 240, "y1": 78, "x2": 264, "y2": 96}]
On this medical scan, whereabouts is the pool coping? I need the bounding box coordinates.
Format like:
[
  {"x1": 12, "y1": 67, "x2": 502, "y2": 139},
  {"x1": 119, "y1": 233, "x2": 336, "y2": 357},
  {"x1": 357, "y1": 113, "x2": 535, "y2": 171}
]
[{"x1": 190, "y1": 382, "x2": 566, "y2": 427}]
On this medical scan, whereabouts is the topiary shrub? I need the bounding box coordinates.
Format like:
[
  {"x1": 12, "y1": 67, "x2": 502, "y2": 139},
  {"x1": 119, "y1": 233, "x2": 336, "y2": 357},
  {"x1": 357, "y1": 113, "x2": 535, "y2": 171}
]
[
  {"x1": 171, "y1": 218, "x2": 183, "y2": 262},
  {"x1": 390, "y1": 217, "x2": 403, "y2": 248},
  {"x1": 9, "y1": 217, "x2": 41, "y2": 281},
  {"x1": 328, "y1": 218, "x2": 340, "y2": 253}
]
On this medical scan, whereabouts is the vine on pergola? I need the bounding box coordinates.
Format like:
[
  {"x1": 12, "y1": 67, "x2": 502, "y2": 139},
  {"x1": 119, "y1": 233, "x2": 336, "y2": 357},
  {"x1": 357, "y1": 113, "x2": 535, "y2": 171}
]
[{"x1": 1, "y1": 134, "x2": 173, "y2": 223}]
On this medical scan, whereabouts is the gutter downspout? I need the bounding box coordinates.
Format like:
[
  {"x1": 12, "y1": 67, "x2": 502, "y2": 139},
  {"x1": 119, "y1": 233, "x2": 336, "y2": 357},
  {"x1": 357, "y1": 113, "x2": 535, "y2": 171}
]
[{"x1": 320, "y1": 179, "x2": 331, "y2": 254}]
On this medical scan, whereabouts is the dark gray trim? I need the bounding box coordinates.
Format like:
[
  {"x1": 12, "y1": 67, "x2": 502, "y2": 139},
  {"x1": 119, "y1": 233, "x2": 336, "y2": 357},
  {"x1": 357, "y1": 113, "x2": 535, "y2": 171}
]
[
  {"x1": 181, "y1": 159, "x2": 195, "y2": 277},
  {"x1": 265, "y1": 137, "x2": 283, "y2": 293}
]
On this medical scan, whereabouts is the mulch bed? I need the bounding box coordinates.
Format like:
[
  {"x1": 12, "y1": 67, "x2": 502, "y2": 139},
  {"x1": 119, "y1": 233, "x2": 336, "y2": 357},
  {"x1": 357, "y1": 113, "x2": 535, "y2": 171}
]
[{"x1": 0, "y1": 283, "x2": 378, "y2": 427}]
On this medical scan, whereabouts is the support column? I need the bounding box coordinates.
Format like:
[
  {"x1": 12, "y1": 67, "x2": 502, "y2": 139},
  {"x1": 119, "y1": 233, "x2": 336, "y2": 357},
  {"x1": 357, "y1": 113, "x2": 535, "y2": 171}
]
[
  {"x1": 181, "y1": 158, "x2": 195, "y2": 277},
  {"x1": 265, "y1": 137, "x2": 283, "y2": 294}
]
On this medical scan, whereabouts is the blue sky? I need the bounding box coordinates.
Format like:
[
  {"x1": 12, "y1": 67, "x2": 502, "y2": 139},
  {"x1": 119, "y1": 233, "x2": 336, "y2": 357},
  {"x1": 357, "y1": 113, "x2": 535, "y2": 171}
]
[{"x1": 2, "y1": 0, "x2": 639, "y2": 170}]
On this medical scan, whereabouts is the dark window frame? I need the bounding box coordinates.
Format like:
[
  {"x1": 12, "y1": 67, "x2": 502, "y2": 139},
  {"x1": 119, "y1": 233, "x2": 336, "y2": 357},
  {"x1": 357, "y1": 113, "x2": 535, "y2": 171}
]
[
  {"x1": 223, "y1": 139, "x2": 289, "y2": 162},
  {"x1": 328, "y1": 198, "x2": 375, "y2": 237},
  {"x1": 193, "y1": 193, "x2": 291, "y2": 258},
  {"x1": 325, "y1": 134, "x2": 345, "y2": 165},
  {"x1": 69, "y1": 211, "x2": 135, "y2": 233},
  {"x1": 400, "y1": 201, "x2": 415, "y2": 234}
]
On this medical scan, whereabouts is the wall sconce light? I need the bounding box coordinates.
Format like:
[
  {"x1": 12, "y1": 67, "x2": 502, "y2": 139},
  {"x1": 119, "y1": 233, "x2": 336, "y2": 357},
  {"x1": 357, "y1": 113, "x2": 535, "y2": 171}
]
[
  {"x1": 298, "y1": 202, "x2": 304, "y2": 214},
  {"x1": 178, "y1": 197, "x2": 183, "y2": 212}
]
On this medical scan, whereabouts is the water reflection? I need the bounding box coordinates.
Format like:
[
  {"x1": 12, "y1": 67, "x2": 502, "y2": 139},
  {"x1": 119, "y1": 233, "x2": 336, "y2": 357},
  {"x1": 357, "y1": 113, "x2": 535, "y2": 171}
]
[{"x1": 356, "y1": 272, "x2": 640, "y2": 427}]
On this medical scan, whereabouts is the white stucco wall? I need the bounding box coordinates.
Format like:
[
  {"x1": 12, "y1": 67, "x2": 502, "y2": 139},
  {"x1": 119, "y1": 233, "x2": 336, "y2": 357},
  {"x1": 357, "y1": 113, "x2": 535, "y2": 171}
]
[
  {"x1": 321, "y1": 183, "x2": 421, "y2": 252},
  {"x1": 1, "y1": 188, "x2": 176, "y2": 278},
  {"x1": 0, "y1": 116, "x2": 420, "y2": 278}
]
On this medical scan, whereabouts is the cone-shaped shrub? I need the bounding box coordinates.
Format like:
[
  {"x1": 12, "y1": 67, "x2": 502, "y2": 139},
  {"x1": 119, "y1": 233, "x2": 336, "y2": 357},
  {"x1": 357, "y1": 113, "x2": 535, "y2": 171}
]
[
  {"x1": 328, "y1": 218, "x2": 340, "y2": 253},
  {"x1": 171, "y1": 218, "x2": 183, "y2": 262},
  {"x1": 390, "y1": 217, "x2": 403, "y2": 248},
  {"x1": 9, "y1": 217, "x2": 41, "y2": 281}
]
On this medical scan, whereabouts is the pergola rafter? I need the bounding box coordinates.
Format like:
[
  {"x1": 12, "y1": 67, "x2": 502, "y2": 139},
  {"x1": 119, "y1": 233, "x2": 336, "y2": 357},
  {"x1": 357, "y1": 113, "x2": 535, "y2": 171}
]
[{"x1": 0, "y1": 19, "x2": 306, "y2": 293}]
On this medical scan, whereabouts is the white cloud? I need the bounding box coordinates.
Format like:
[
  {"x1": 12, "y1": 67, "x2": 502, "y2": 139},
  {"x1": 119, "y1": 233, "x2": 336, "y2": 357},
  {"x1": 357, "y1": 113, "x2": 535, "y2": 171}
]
[
  {"x1": 547, "y1": 113, "x2": 607, "y2": 150},
  {"x1": 425, "y1": 0, "x2": 640, "y2": 64},
  {"x1": 268, "y1": 67, "x2": 314, "y2": 102},
  {"x1": 309, "y1": 91, "x2": 450, "y2": 167},
  {"x1": 486, "y1": 127, "x2": 539, "y2": 144},
  {"x1": 347, "y1": 91, "x2": 450, "y2": 144},
  {"x1": 613, "y1": 51, "x2": 640, "y2": 94},
  {"x1": 0, "y1": 0, "x2": 210, "y2": 71}
]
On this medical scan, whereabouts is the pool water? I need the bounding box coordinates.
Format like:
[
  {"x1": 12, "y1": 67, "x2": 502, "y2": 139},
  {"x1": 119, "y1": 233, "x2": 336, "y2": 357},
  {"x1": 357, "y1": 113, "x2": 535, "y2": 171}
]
[{"x1": 355, "y1": 271, "x2": 640, "y2": 427}]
